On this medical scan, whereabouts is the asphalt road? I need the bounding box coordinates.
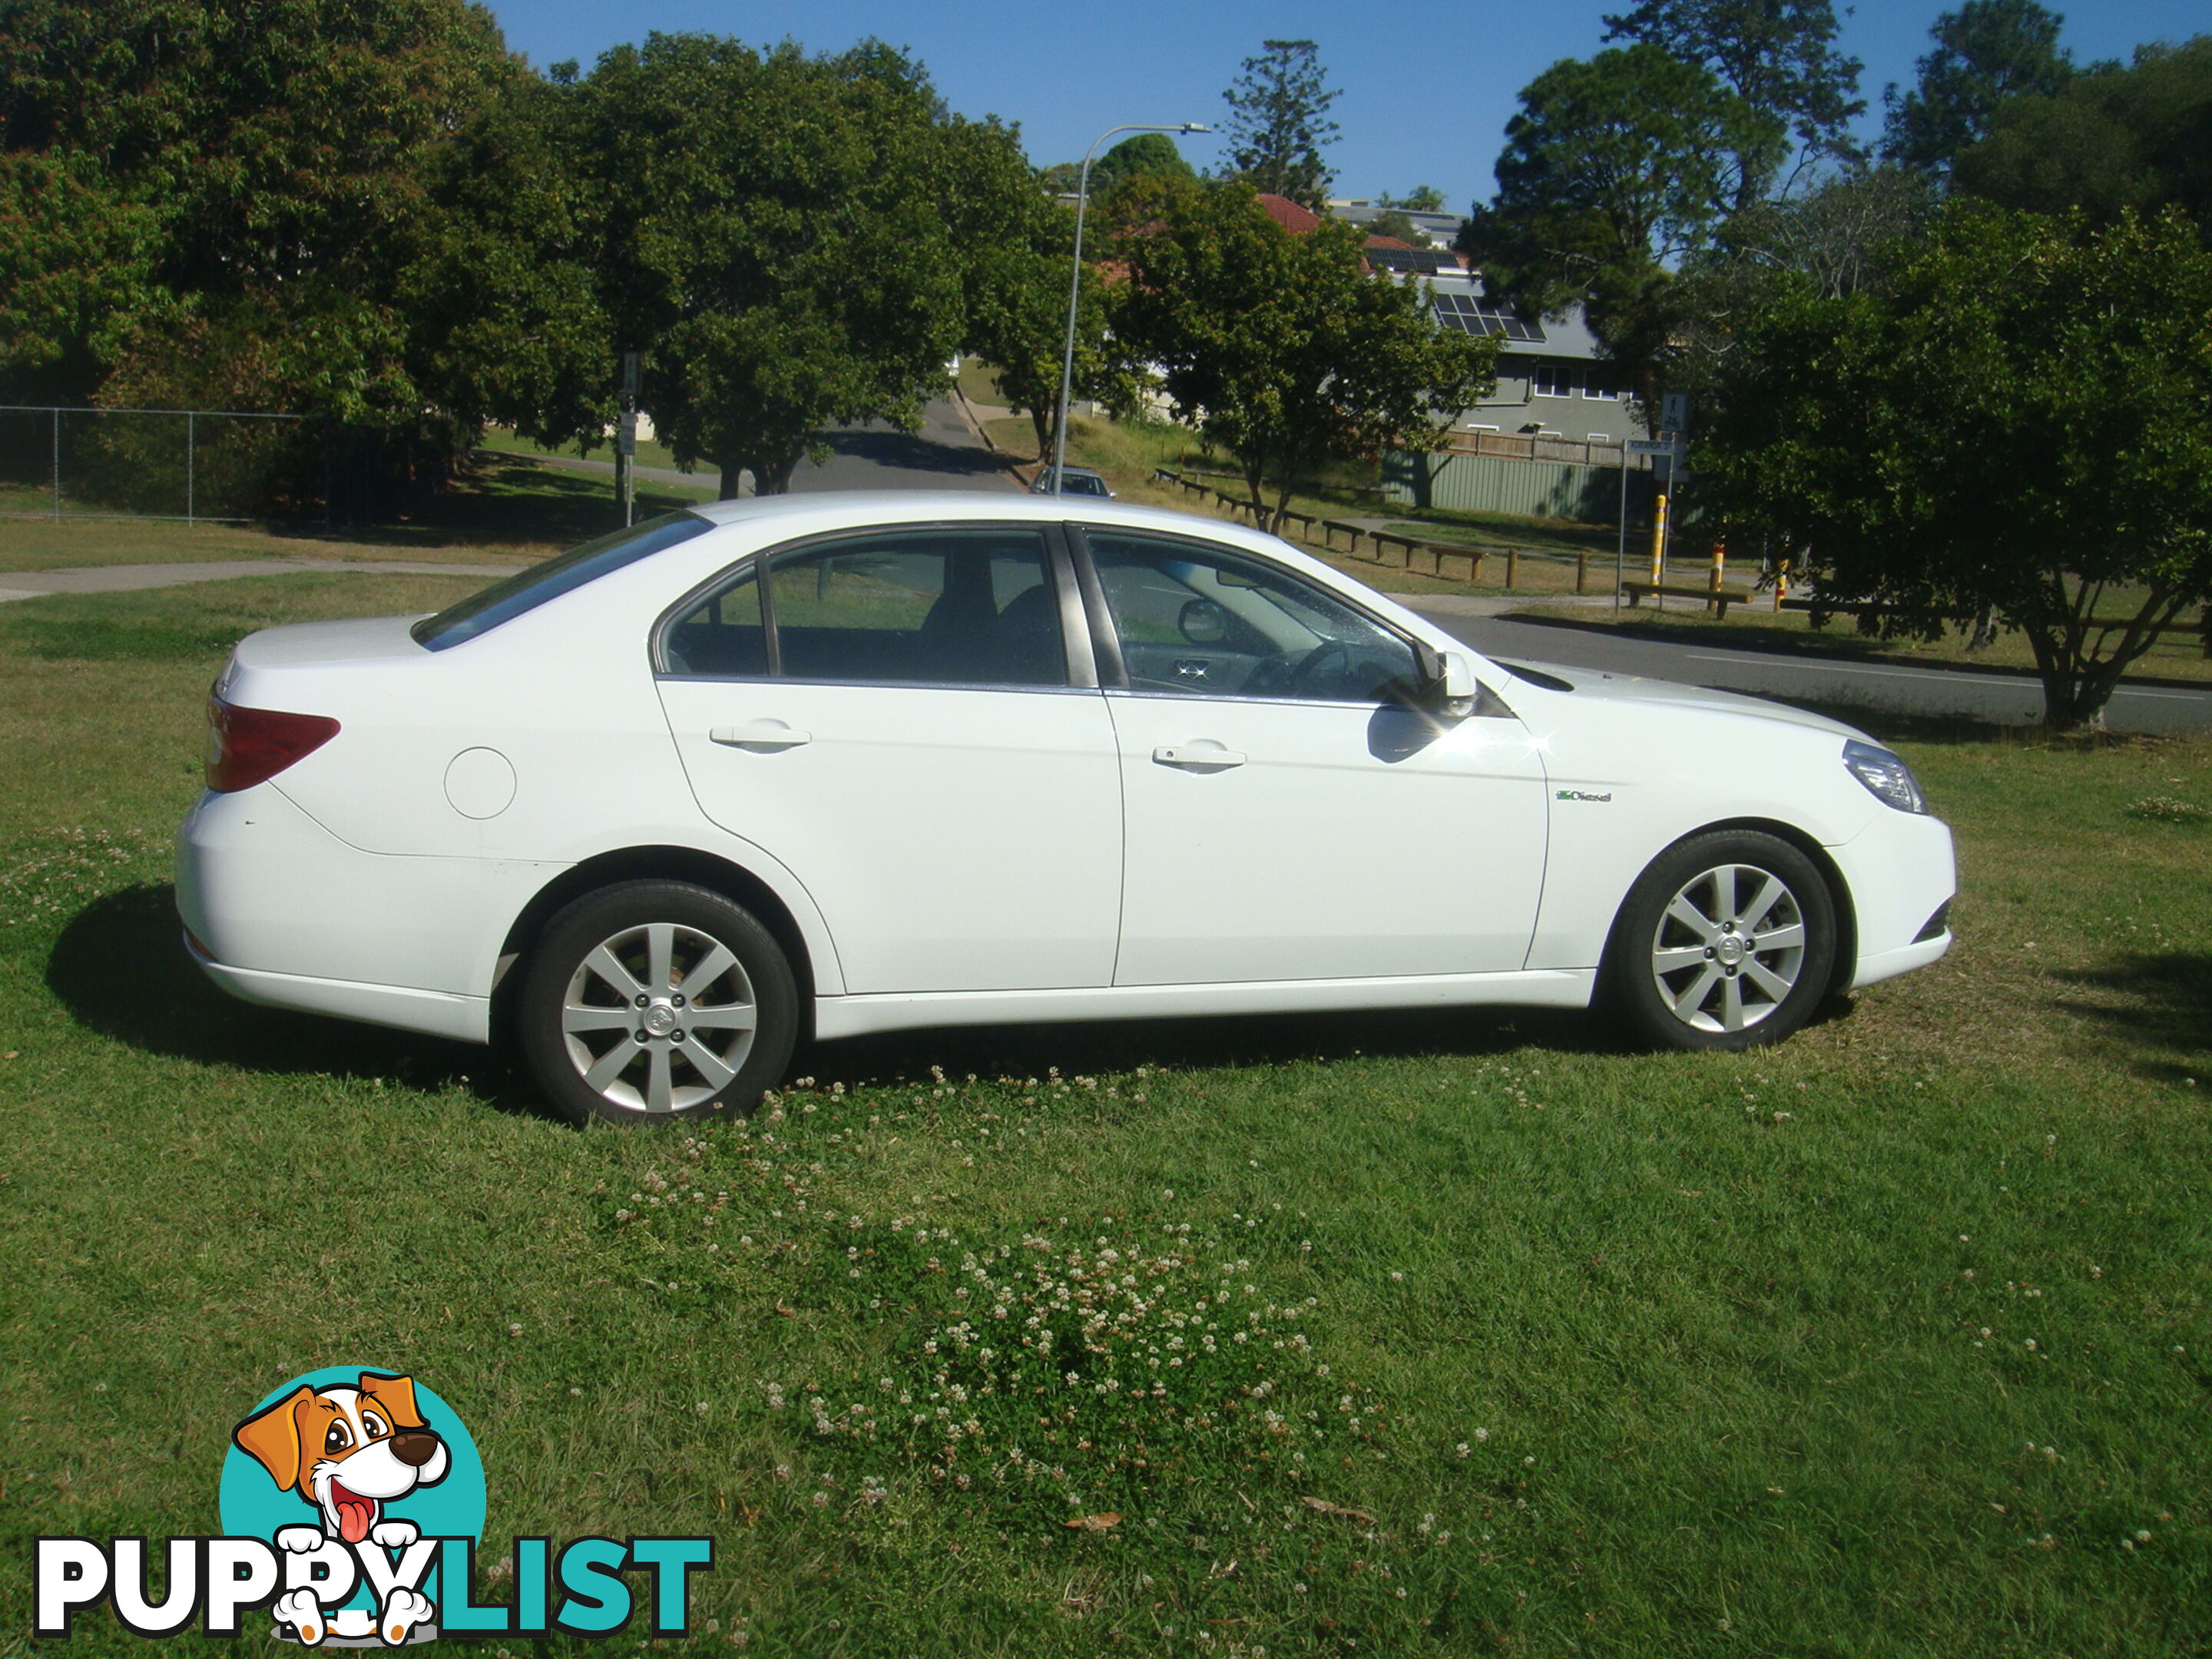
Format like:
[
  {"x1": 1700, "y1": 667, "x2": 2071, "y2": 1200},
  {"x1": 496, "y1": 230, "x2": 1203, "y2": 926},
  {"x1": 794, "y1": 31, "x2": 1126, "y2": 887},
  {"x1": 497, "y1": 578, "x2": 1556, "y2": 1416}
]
[
  {"x1": 518, "y1": 399, "x2": 1021, "y2": 497},
  {"x1": 1409, "y1": 607, "x2": 2212, "y2": 734}
]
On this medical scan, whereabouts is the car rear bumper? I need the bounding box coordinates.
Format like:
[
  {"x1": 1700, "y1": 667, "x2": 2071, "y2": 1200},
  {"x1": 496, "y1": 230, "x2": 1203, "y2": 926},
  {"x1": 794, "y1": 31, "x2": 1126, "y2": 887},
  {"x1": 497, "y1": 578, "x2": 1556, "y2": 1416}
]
[
  {"x1": 183, "y1": 930, "x2": 491, "y2": 1043},
  {"x1": 176, "y1": 783, "x2": 559, "y2": 1041}
]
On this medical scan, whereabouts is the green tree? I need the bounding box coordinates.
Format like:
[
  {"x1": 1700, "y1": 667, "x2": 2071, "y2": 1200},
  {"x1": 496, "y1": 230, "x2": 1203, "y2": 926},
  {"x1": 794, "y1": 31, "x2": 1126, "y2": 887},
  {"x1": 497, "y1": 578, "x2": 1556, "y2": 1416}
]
[
  {"x1": 962, "y1": 140, "x2": 1139, "y2": 465},
  {"x1": 1955, "y1": 35, "x2": 2212, "y2": 232},
  {"x1": 965, "y1": 238, "x2": 1128, "y2": 468},
  {"x1": 1697, "y1": 203, "x2": 2212, "y2": 730},
  {"x1": 1604, "y1": 0, "x2": 1866, "y2": 191},
  {"x1": 0, "y1": 0, "x2": 608, "y2": 491},
  {"x1": 574, "y1": 35, "x2": 1022, "y2": 495},
  {"x1": 1676, "y1": 164, "x2": 1939, "y2": 392},
  {"x1": 0, "y1": 150, "x2": 165, "y2": 404},
  {"x1": 1881, "y1": 0, "x2": 2074, "y2": 173},
  {"x1": 1220, "y1": 40, "x2": 1341, "y2": 210},
  {"x1": 1088, "y1": 132, "x2": 1196, "y2": 194},
  {"x1": 396, "y1": 65, "x2": 613, "y2": 449},
  {"x1": 1458, "y1": 46, "x2": 1783, "y2": 417},
  {"x1": 1366, "y1": 210, "x2": 1428, "y2": 245},
  {"x1": 1111, "y1": 180, "x2": 1497, "y2": 532},
  {"x1": 1379, "y1": 185, "x2": 1447, "y2": 212}
]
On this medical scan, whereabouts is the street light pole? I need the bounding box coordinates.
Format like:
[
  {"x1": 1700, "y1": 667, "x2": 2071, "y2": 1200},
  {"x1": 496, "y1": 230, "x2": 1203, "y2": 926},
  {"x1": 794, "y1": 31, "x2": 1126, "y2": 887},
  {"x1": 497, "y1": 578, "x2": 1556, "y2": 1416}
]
[{"x1": 1050, "y1": 120, "x2": 1210, "y2": 495}]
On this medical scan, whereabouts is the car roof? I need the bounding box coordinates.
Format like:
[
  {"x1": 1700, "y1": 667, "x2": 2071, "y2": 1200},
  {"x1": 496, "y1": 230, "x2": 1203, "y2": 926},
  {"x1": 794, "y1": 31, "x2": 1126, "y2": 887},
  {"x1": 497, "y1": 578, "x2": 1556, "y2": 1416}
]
[{"x1": 688, "y1": 488, "x2": 1174, "y2": 533}]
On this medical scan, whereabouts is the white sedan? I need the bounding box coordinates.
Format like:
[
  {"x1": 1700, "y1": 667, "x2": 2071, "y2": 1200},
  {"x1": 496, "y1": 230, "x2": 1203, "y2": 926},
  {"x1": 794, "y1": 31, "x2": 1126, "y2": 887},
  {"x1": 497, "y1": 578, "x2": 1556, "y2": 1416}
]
[{"x1": 177, "y1": 492, "x2": 1955, "y2": 1124}]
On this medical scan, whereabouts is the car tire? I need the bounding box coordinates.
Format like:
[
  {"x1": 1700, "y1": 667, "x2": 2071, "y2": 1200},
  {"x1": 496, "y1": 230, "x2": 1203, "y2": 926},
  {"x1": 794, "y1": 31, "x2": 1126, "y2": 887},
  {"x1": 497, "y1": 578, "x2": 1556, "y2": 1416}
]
[
  {"x1": 516, "y1": 880, "x2": 798, "y2": 1126},
  {"x1": 1605, "y1": 830, "x2": 1838, "y2": 1052}
]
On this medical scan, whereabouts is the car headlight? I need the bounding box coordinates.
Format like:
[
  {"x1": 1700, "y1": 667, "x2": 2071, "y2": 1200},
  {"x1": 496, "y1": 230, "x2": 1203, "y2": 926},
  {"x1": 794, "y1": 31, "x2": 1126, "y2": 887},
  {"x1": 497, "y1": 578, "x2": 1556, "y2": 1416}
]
[{"x1": 1842, "y1": 740, "x2": 1928, "y2": 814}]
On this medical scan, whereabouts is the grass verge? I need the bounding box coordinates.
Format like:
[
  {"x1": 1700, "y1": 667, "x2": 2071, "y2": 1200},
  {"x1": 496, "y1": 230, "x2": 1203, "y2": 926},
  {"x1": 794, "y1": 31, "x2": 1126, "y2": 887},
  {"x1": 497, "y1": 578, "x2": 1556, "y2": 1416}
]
[{"x1": 2, "y1": 575, "x2": 2209, "y2": 1657}]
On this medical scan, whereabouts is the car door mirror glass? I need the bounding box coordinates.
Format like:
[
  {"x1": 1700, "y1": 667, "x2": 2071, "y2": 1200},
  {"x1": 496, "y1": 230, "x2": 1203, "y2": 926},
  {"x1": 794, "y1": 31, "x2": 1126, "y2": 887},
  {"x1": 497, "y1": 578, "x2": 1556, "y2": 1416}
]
[{"x1": 1177, "y1": 598, "x2": 1230, "y2": 646}]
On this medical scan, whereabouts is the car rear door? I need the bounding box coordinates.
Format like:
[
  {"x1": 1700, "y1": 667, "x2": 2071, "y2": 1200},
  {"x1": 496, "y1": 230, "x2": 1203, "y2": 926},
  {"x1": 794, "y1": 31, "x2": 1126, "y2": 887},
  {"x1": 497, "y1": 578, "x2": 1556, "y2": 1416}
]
[{"x1": 654, "y1": 524, "x2": 1122, "y2": 995}]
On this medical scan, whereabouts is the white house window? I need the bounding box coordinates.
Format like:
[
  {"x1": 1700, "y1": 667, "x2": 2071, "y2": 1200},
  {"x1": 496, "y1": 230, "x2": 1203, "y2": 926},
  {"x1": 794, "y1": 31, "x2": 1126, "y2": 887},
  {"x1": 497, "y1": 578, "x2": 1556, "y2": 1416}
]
[
  {"x1": 1532, "y1": 362, "x2": 1573, "y2": 399},
  {"x1": 1586, "y1": 432, "x2": 1614, "y2": 443}
]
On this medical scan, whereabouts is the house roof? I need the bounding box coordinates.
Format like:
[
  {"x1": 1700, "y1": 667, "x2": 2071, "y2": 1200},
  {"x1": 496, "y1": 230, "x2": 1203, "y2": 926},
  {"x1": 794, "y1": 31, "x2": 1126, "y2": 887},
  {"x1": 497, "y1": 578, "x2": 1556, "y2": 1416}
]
[{"x1": 1253, "y1": 193, "x2": 1324, "y2": 234}]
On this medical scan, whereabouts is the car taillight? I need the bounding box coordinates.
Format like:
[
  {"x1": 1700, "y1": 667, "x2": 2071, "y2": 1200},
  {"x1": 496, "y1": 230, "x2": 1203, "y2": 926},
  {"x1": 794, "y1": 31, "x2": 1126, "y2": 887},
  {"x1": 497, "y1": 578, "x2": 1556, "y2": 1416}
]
[{"x1": 206, "y1": 692, "x2": 339, "y2": 793}]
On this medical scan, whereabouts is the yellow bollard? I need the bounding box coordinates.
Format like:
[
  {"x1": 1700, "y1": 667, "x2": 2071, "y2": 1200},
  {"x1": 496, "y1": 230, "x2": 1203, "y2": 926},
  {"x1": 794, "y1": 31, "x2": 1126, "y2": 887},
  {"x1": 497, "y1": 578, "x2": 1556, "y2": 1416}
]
[
  {"x1": 1650, "y1": 492, "x2": 1669, "y2": 584},
  {"x1": 1774, "y1": 555, "x2": 1790, "y2": 612},
  {"x1": 1709, "y1": 539, "x2": 1725, "y2": 614}
]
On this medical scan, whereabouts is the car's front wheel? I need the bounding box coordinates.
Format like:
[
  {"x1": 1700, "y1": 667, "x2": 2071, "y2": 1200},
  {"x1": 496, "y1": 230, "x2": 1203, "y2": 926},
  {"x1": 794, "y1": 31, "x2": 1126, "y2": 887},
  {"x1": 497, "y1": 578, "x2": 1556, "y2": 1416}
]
[
  {"x1": 1607, "y1": 830, "x2": 1839, "y2": 1051},
  {"x1": 516, "y1": 881, "x2": 798, "y2": 1126}
]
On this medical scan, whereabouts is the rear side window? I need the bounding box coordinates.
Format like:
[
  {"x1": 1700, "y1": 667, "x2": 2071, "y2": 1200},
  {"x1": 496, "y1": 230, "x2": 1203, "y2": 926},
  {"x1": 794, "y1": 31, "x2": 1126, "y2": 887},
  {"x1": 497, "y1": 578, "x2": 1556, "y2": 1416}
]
[
  {"x1": 661, "y1": 528, "x2": 1068, "y2": 687},
  {"x1": 412, "y1": 512, "x2": 714, "y2": 651}
]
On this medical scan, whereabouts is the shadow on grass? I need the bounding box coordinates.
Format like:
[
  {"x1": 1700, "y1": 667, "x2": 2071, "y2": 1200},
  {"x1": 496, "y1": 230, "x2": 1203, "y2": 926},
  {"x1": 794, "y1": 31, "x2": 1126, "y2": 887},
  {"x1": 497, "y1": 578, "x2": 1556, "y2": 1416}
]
[
  {"x1": 263, "y1": 455, "x2": 703, "y2": 555},
  {"x1": 816, "y1": 426, "x2": 1017, "y2": 483},
  {"x1": 2054, "y1": 951, "x2": 2212, "y2": 1081},
  {"x1": 53, "y1": 884, "x2": 1634, "y2": 1110},
  {"x1": 46, "y1": 883, "x2": 548, "y2": 1118},
  {"x1": 801, "y1": 1002, "x2": 1623, "y2": 1091}
]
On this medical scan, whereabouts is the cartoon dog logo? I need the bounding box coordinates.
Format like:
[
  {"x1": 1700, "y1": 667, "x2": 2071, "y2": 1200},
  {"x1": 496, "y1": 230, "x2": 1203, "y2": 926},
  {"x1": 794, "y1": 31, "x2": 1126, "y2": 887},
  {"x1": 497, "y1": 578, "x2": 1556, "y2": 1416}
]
[{"x1": 232, "y1": 1373, "x2": 449, "y2": 1644}]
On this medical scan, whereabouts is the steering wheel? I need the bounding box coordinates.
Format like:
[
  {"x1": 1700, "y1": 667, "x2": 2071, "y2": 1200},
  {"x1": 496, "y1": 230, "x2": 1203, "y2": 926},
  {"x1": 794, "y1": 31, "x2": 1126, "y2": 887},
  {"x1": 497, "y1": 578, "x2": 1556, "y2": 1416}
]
[{"x1": 1245, "y1": 640, "x2": 1353, "y2": 698}]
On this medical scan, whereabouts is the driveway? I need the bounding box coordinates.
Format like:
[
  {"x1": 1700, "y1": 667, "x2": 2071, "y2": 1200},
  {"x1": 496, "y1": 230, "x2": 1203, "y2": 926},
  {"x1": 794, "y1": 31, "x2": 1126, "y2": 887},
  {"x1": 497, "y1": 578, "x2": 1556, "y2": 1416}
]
[{"x1": 1412, "y1": 608, "x2": 2212, "y2": 735}]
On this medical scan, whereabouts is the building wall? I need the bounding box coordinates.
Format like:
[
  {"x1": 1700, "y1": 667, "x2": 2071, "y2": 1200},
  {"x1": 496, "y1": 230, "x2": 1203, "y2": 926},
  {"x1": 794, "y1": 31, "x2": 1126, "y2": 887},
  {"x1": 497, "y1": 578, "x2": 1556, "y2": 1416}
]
[{"x1": 1465, "y1": 362, "x2": 1646, "y2": 444}]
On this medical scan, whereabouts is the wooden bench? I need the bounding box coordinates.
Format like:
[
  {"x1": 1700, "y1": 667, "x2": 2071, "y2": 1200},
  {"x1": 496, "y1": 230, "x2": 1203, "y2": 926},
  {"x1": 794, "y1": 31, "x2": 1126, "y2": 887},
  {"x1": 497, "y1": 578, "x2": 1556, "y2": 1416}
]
[{"x1": 1624, "y1": 579, "x2": 1754, "y2": 617}]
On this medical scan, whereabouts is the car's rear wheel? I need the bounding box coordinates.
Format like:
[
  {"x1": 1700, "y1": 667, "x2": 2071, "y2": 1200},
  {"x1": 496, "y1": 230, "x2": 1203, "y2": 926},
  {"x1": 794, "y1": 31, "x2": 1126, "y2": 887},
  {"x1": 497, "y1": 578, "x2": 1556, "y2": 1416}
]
[
  {"x1": 517, "y1": 881, "x2": 797, "y2": 1126},
  {"x1": 1608, "y1": 830, "x2": 1838, "y2": 1051}
]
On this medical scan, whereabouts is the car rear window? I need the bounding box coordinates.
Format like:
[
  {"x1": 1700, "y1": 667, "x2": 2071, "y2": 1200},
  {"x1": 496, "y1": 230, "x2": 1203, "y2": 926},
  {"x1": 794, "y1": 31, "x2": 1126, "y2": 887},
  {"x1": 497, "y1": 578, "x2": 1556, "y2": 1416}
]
[{"x1": 411, "y1": 512, "x2": 714, "y2": 651}]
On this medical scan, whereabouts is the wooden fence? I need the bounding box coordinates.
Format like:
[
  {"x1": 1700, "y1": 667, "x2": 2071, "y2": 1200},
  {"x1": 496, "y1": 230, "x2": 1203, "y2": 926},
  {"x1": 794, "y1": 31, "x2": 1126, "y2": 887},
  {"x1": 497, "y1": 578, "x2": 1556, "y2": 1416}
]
[{"x1": 1151, "y1": 467, "x2": 1608, "y2": 593}]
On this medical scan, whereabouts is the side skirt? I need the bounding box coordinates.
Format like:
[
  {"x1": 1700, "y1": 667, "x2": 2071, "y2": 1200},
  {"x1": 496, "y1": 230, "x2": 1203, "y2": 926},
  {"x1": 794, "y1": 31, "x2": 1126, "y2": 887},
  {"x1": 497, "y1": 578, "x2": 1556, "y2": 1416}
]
[{"x1": 812, "y1": 969, "x2": 1598, "y2": 1041}]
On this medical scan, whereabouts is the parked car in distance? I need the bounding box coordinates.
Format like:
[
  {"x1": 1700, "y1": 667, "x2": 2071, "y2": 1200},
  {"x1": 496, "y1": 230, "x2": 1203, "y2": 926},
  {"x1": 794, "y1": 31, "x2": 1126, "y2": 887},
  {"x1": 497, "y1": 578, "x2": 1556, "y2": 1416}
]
[
  {"x1": 177, "y1": 492, "x2": 1955, "y2": 1125},
  {"x1": 1030, "y1": 465, "x2": 1114, "y2": 498}
]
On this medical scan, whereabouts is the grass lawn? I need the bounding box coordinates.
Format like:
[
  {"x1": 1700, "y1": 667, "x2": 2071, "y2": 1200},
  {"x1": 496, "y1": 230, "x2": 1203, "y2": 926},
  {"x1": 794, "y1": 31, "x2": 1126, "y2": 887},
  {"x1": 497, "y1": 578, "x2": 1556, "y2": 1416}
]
[
  {"x1": 2, "y1": 568, "x2": 2209, "y2": 1654},
  {"x1": 0, "y1": 454, "x2": 715, "y2": 577}
]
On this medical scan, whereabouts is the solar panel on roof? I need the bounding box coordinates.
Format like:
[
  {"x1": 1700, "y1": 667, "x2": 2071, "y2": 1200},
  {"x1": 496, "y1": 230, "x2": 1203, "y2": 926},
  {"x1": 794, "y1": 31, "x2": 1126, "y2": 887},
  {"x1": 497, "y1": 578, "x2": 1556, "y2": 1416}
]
[{"x1": 1429, "y1": 291, "x2": 1547, "y2": 344}]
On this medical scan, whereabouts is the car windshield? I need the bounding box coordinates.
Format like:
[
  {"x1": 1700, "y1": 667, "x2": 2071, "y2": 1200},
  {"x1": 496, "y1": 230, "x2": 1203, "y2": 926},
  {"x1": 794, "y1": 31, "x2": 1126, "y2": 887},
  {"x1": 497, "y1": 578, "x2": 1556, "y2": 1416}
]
[{"x1": 411, "y1": 512, "x2": 713, "y2": 651}]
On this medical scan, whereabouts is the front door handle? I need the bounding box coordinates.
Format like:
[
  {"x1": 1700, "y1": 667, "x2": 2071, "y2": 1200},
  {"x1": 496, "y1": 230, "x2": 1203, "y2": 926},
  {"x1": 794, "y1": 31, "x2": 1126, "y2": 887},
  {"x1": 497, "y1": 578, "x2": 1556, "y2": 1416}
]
[
  {"x1": 1153, "y1": 742, "x2": 1246, "y2": 770},
  {"x1": 710, "y1": 720, "x2": 812, "y2": 750}
]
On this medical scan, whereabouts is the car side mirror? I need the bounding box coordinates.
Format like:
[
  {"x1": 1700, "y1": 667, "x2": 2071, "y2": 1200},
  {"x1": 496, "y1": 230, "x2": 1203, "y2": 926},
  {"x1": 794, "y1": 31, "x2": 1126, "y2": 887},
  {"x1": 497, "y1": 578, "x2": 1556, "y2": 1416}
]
[{"x1": 1418, "y1": 647, "x2": 1478, "y2": 717}]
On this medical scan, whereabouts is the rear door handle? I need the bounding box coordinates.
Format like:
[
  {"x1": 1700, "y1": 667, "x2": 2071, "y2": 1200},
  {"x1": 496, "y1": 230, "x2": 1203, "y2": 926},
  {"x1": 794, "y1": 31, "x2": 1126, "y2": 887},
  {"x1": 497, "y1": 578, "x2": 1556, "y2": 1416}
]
[
  {"x1": 1153, "y1": 743, "x2": 1246, "y2": 770},
  {"x1": 710, "y1": 720, "x2": 812, "y2": 750}
]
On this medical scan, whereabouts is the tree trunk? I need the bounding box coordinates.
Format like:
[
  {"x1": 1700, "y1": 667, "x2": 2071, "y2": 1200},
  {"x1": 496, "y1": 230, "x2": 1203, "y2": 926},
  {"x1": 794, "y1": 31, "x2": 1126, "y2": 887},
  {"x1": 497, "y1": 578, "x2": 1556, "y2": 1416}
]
[
  {"x1": 1240, "y1": 456, "x2": 1268, "y2": 529},
  {"x1": 716, "y1": 454, "x2": 745, "y2": 501},
  {"x1": 755, "y1": 452, "x2": 801, "y2": 495},
  {"x1": 1030, "y1": 409, "x2": 1051, "y2": 469}
]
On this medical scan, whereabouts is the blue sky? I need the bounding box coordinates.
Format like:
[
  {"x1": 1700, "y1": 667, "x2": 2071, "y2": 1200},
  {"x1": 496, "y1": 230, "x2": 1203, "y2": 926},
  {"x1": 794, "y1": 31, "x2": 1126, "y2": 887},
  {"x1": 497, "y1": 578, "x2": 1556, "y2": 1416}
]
[{"x1": 482, "y1": 2, "x2": 2207, "y2": 214}]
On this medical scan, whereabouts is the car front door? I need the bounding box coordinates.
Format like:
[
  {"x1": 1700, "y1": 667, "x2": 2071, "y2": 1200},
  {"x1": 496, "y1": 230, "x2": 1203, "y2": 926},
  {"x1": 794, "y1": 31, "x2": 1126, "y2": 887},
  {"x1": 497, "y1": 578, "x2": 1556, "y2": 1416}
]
[
  {"x1": 654, "y1": 525, "x2": 1121, "y2": 995},
  {"x1": 1079, "y1": 528, "x2": 1550, "y2": 986}
]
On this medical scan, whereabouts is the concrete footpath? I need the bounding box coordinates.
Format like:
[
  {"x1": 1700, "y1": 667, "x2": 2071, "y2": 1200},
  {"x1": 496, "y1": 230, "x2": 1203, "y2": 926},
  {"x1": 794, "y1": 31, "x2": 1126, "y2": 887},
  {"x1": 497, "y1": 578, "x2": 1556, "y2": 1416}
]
[{"x1": 0, "y1": 558, "x2": 515, "y2": 603}]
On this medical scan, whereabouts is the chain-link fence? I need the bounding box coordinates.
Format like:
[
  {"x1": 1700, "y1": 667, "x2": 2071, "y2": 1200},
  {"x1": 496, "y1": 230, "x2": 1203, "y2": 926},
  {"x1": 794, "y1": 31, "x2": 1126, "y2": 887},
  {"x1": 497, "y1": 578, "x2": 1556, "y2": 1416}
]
[{"x1": 0, "y1": 406, "x2": 327, "y2": 523}]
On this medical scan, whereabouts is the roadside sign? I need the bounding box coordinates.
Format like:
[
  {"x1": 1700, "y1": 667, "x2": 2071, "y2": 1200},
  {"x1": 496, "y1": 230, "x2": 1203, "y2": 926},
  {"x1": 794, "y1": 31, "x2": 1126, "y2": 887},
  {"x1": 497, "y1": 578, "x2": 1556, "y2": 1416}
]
[{"x1": 1627, "y1": 438, "x2": 1681, "y2": 455}]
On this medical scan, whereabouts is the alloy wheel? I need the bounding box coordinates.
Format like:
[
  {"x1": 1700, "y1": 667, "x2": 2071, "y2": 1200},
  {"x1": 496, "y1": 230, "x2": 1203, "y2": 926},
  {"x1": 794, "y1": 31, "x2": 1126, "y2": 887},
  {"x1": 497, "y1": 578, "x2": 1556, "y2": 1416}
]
[
  {"x1": 1647, "y1": 863, "x2": 1808, "y2": 1035},
  {"x1": 558, "y1": 921, "x2": 759, "y2": 1113}
]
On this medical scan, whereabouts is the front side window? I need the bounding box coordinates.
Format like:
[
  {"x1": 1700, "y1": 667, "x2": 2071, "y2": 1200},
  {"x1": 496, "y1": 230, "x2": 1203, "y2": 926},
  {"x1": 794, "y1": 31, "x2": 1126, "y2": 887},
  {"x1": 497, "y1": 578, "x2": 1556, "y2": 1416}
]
[
  {"x1": 413, "y1": 512, "x2": 712, "y2": 651},
  {"x1": 661, "y1": 528, "x2": 1067, "y2": 687},
  {"x1": 1086, "y1": 533, "x2": 1422, "y2": 704}
]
